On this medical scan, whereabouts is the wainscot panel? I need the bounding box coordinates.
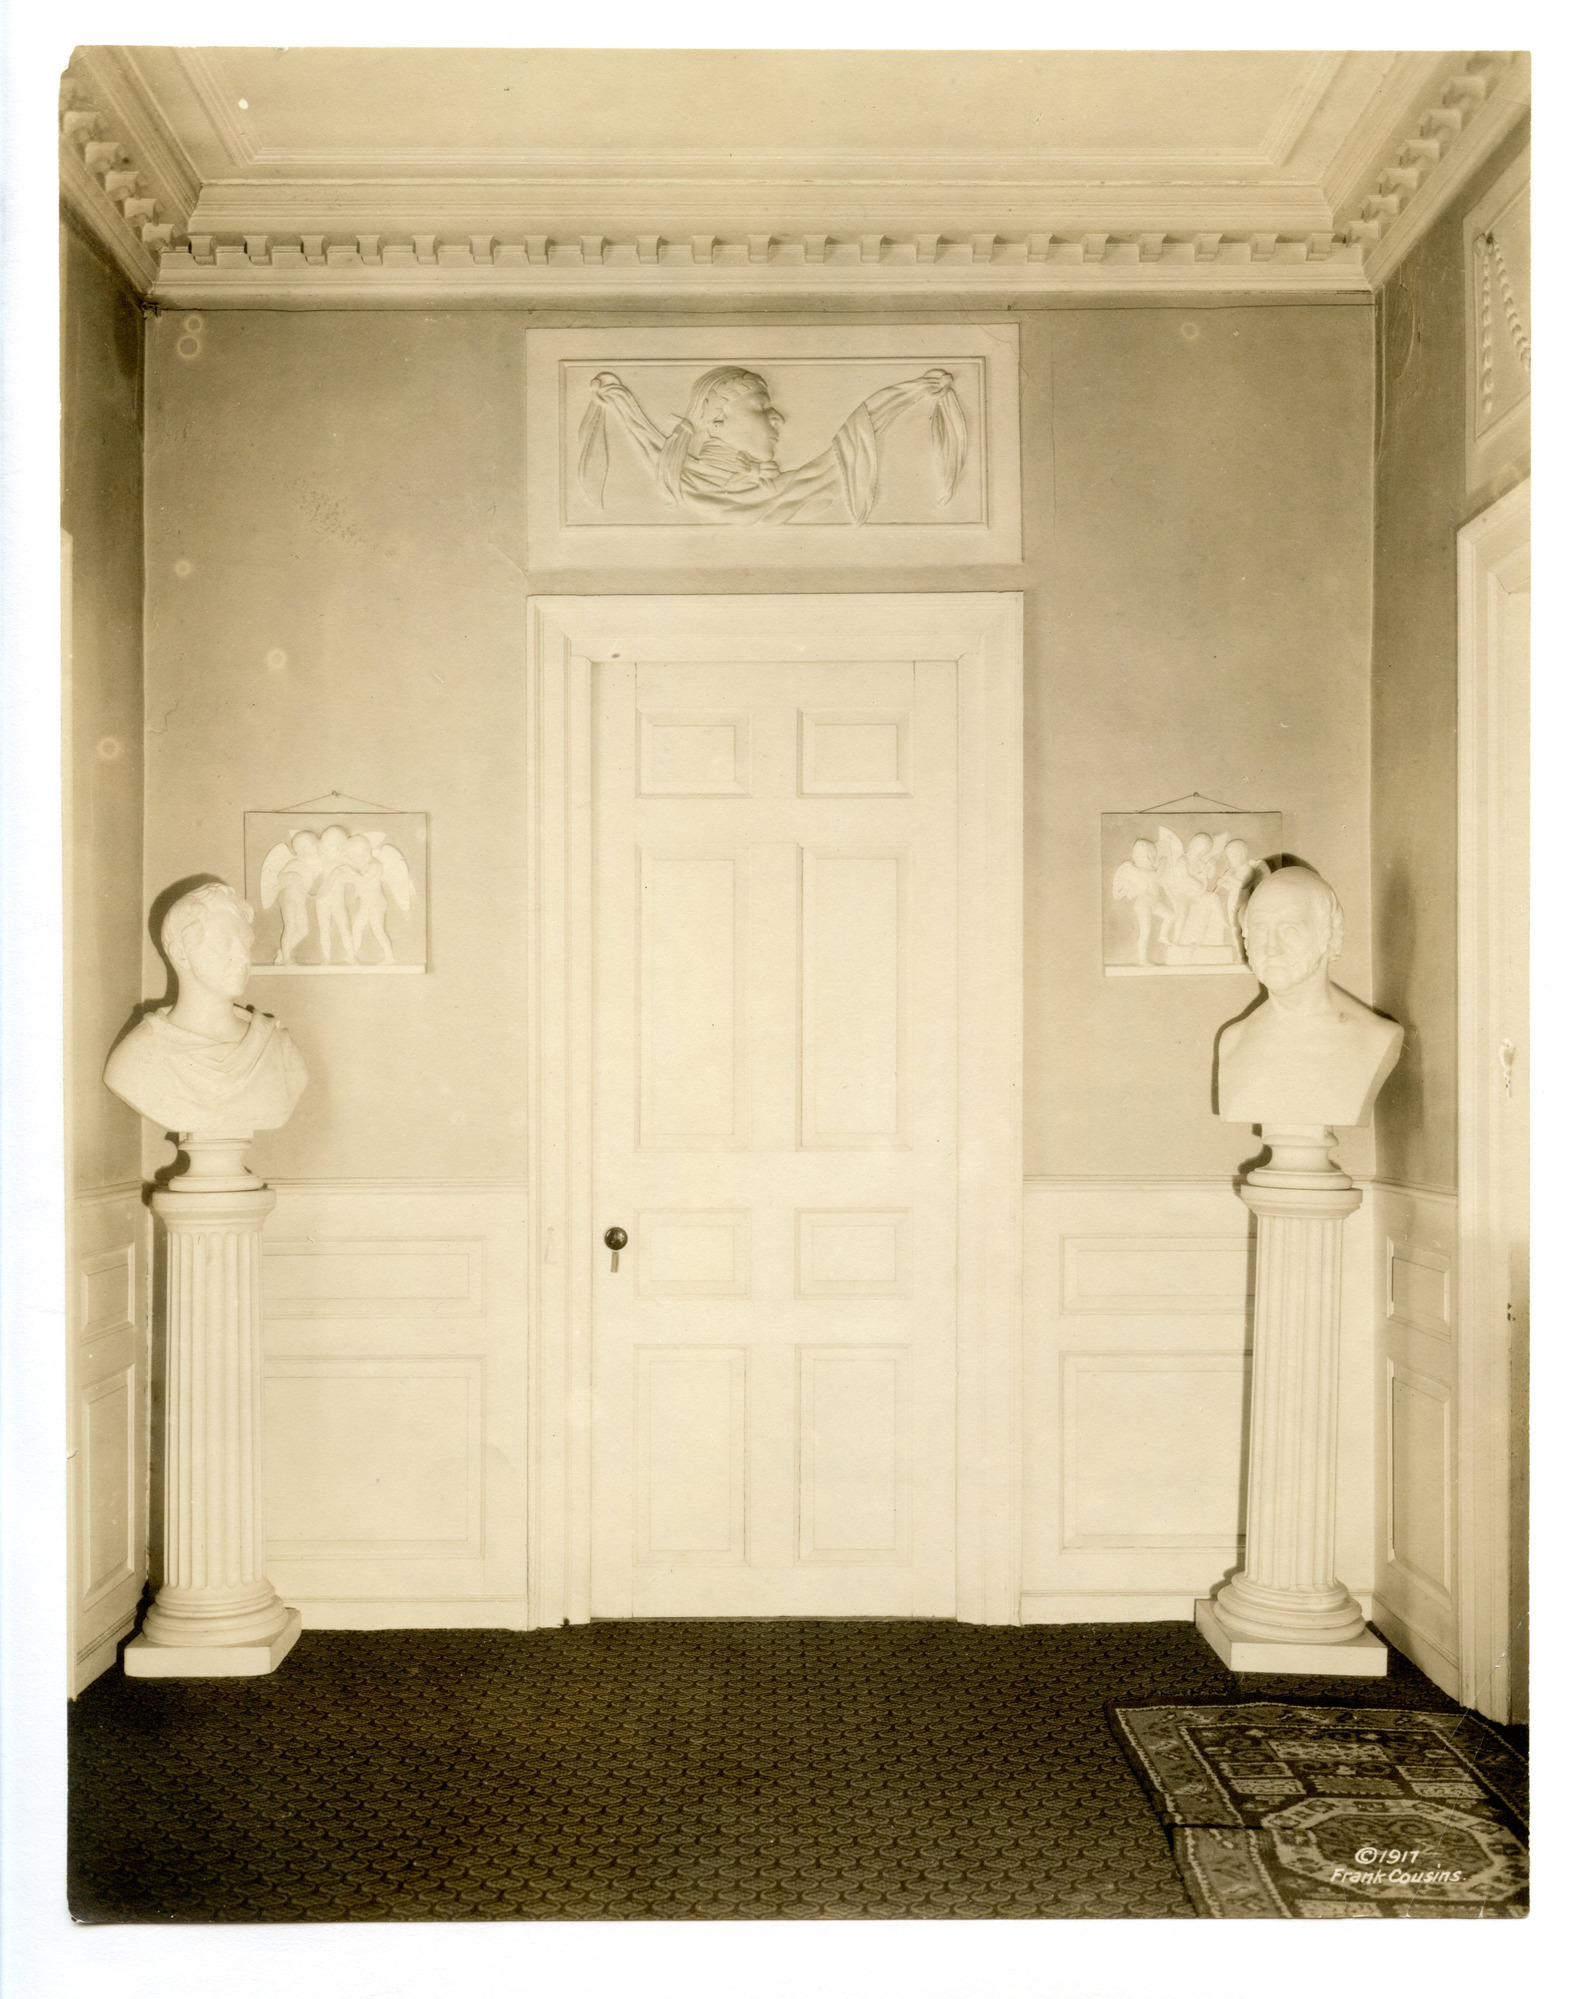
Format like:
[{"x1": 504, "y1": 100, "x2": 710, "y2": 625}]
[
  {"x1": 1371, "y1": 1182, "x2": 1460, "y2": 1697},
  {"x1": 1021, "y1": 1178, "x2": 1376, "y2": 1626},
  {"x1": 70, "y1": 1183, "x2": 149, "y2": 1692},
  {"x1": 261, "y1": 1182, "x2": 528, "y2": 1629}
]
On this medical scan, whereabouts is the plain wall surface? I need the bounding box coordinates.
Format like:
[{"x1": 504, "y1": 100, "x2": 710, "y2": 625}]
[
  {"x1": 143, "y1": 309, "x2": 533, "y2": 1182},
  {"x1": 1031, "y1": 302, "x2": 1375, "y2": 1178},
  {"x1": 1371, "y1": 119, "x2": 1530, "y2": 1193},
  {"x1": 63, "y1": 220, "x2": 145, "y2": 1195},
  {"x1": 141, "y1": 300, "x2": 1375, "y2": 1182}
]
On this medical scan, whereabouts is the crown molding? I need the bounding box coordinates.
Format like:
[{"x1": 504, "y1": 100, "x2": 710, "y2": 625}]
[
  {"x1": 1261, "y1": 52, "x2": 1351, "y2": 170},
  {"x1": 148, "y1": 230, "x2": 1373, "y2": 307},
  {"x1": 180, "y1": 184, "x2": 1341, "y2": 244},
  {"x1": 172, "y1": 46, "x2": 260, "y2": 169},
  {"x1": 60, "y1": 47, "x2": 1525, "y2": 307},
  {"x1": 59, "y1": 50, "x2": 199, "y2": 293},
  {"x1": 189, "y1": 150, "x2": 1339, "y2": 181},
  {"x1": 60, "y1": 131, "x2": 157, "y2": 294},
  {"x1": 85, "y1": 48, "x2": 204, "y2": 220},
  {"x1": 1320, "y1": 51, "x2": 1453, "y2": 215},
  {"x1": 1337, "y1": 51, "x2": 1530, "y2": 288}
]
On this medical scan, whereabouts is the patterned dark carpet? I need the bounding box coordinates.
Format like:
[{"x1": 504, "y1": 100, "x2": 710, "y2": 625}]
[{"x1": 68, "y1": 1619, "x2": 1508, "y2": 1923}]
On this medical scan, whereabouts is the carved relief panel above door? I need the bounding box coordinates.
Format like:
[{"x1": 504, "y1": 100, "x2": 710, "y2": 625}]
[{"x1": 526, "y1": 325, "x2": 1022, "y2": 569}]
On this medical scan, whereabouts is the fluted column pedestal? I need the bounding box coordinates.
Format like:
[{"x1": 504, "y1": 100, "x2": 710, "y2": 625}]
[
  {"x1": 1196, "y1": 1126, "x2": 1386, "y2": 1677},
  {"x1": 125, "y1": 1137, "x2": 300, "y2": 1678}
]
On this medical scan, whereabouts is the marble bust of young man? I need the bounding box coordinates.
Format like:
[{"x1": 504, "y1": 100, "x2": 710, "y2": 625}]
[
  {"x1": 1217, "y1": 866, "x2": 1403, "y2": 1128},
  {"x1": 104, "y1": 882, "x2": 308, "y2": 1136}
]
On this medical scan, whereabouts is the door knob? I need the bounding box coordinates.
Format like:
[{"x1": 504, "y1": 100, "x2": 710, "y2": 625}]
[{"x1": 603, "y1": 1226, "x2": 628, "y2": 1272}]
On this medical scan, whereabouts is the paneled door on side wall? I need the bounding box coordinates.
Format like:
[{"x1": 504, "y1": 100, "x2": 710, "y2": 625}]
[
  {"x1": 591, "y1": 656, "x2": 959, "y2": 1616},
  {"x1": 1456, "y1": 480, "x2": 1530, "y2": 1724}
]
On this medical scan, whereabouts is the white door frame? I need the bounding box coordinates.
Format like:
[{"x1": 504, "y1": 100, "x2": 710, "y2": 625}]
[
  {"x1": 1455, "y1": 479, "x2": 1529, "y2": 1722},
  {"x1": 526, "y1": 593, "x2": 1024, "y2": 1628}
]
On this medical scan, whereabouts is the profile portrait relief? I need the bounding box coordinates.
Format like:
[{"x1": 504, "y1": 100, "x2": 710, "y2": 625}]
[
  {"x1": 528, "y1": 325, "x2": 1024, "y2": 569},
  {"x1": 102, "y1": 882, "x2": 309, "y2": 1136},
  {"x1": 576, "y1": 361, "x2": 968, "y2": 524},
  {"x1": 1216, "y1": 867, "x2": 1403, "y2": 1128}
]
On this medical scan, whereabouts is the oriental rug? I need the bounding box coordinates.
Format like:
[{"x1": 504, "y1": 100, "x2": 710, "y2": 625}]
[{"x1": 1108, "y1": 1701, "x2": 1528, "y2": 1918}]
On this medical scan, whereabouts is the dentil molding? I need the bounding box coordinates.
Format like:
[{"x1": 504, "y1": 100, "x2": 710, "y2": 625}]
[
  {"x1": 1343, "y1": 51, "x2": 1530, "y2": 286},
  {"x1": 60, "y1": 50, "x2": 1527, "y2": 305},
  {"x1": 60, "y1": 47, "x2": 200, "y2": 293}
]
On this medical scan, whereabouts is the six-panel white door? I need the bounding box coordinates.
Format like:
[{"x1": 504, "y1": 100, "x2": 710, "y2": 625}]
[{"x1": 591, "y1": 656, "x2": 960, "y2": 1616}]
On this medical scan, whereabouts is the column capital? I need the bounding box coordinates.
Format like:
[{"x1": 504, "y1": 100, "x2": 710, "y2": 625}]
[
  {"x1": 1238, "y1": 1122, "x2": 1362, "y2": 1221},
  {"x1": 151, "y1": 1183, "x2": 276, "y2": 1227},
  {"x1": 1240, "y1": 1178, "x2": 1362, "y2": 1223}
]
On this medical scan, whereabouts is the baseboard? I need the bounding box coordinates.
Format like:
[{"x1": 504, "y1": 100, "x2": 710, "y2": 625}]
[
  {"x1": 71, "y1": 1613, "x2": 135, "y2": 1697},
  {"x1": 1021, "y1": 1590, "x2": 1375, "y2": 1627},
  {"x1": 293, "y1": 1598, "x2": 530, "y2": 1631},
  {"x1": 1371, "y1": 1597, "x2": 1460, "y2": 1701},
  {"x1": 1022, "y1": 1592, "x2": 1198, "y2": 1623}
]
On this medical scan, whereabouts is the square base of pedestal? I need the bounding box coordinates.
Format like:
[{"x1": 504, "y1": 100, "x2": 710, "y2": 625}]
[
  {"x1": 1194, "y1": 1599, "x2": 1388, "y2": 1677},
  {"x1": 124, "y1": 1609, "x2": 302, "y2": 1679}
]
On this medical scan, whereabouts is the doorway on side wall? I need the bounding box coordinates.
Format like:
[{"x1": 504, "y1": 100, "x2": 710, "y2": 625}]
[
  {"x1": 526, "y1": 595, "x2": 1023, "y2": 1628},
  {"x1": 1456, "y1": 479, "x2": 1529, "y2": 1725}
]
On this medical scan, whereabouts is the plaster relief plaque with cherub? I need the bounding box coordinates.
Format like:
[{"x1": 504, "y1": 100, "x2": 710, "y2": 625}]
[
  {"x1": 243, "y1": 797, "x2": 428, "y2": 974},
  {"x1": 1102, "y1": 806, "x2": 1283, "y2": 976},
  {"x1": 526, "y1": 324, "x2": 1022, "y2": 570}
]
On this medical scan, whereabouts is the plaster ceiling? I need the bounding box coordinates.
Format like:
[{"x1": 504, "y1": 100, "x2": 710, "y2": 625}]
[{"x1": 129, "y1": 48, "x2": 1377, "y2": 178}]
